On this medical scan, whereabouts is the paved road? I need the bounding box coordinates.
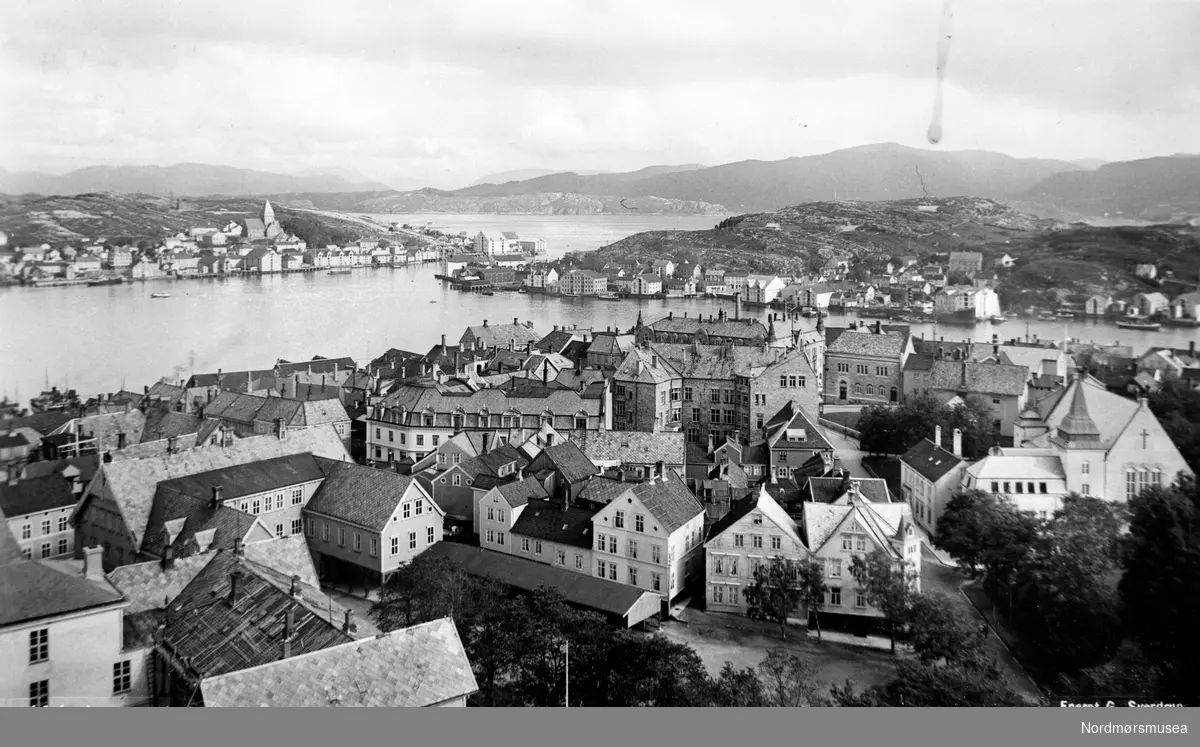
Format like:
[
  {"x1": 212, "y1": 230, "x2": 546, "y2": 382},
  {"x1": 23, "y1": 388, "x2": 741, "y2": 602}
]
[{"x1": 820, "y1": 426, "x2": 870, "y2": 477}]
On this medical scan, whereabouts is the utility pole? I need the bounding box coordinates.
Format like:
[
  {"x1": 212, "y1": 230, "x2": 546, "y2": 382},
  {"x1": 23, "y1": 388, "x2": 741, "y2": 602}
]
[{"x1": 564, "y1": 639, "x2": 570, "y2": 708}]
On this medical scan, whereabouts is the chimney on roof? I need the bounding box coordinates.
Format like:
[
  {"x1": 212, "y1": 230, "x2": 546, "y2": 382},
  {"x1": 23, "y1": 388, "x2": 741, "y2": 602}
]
[
  {"x1": 161, "y1": 540, "x2": 175, "y2": 571},
  {"x1": 234, "y1": 537, "x2": 244, "y2": 558},
  {"x1": 618, "y1": 470, "x2": 626, "y2": 482},
  {"x1": 656, "y1": 461, "x2": 664, "y2": 477},
  {"x1": 934, "y1": 425, "x2": 942, "y2": 448},
  {"x1": 83, "y1": 545, "x2": 105, "y2": 581},
  {"x1": 117, "y1": 431, "x2": 127, "y2": 450},
  {"x1": 167, "y1": 436, "x2": 177, "y2": 455},
  {"x1": 441, "y1": 334, "x2": 446, "y2": 349},
  {"x1": 483, "y1": 319, "x2": 488, "y2": 327},
  {"x1": 211, "y1": 485, "x2": 223, "y2": 509},
  {"x1": 282, "y1": 607, "x2": 295, "y2": 659},
  {"x1": 276, "y1": 417, "x2": 285, "y2": 439},
  {"x1": 952, "y1": 428, "x2": 963, "y2": 458},
  {"x1": 144, "y1": 384, "x2": 150, "y2": 395},
  {"x1": 343, "y1": 609, "x2": 356, "y2": 634},
  {"x1": 290, "y1": 574, "x2": 300, "y2": 599}
]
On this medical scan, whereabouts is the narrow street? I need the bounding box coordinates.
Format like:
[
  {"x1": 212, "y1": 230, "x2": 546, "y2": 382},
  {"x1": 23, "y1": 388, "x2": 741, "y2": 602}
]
[{"x1": 820, "y1": 426, "x2": 870, "y2": 477}]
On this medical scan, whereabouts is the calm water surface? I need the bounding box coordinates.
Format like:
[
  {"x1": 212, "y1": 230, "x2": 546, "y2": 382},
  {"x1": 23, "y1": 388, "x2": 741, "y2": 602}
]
[{"x1": 1, "y1": 214, "x2": 1196, "y2": 401}]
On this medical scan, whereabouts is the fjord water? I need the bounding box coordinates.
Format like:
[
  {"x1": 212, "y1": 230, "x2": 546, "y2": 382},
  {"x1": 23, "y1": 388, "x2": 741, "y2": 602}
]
[{"x1": 1, "y1": 213, "x2": 1196, "y2": 403}]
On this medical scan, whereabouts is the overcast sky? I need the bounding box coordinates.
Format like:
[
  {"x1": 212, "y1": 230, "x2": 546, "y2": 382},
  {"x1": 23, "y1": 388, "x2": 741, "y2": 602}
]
[{"x1": 2, "y1": 0, "x2": 1197, "y2": 189}]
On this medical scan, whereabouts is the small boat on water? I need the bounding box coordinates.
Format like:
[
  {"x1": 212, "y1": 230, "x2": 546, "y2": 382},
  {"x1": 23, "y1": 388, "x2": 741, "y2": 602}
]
[
  {"x1": 1116, "y1": 318, "x2": 1161, "y2": 331},
  {"x1": 328, "y1": 269, "x2": 352, "y2": 275},
  {"x1": 150, "y1": 292, "x2": 171, "y2": 299},
  {"x1": 989, "y1": 315, "x2": 1006, "y2": 324},
  {"x1": 596, "y1": 293, "x2": 620, "y2": 301},
  {"x1": 1037, "y1": 314, "x2": 1057, "y2": 321},
  {"x1": 88, "y1": 277, "x2": 124, "y2": 286},
  {"x1": 1055, "y1": 311, "x2": 1075, "y2": 319},
  {"x1": 481, "y1": 290, "x2": 495, "y2": 296}
]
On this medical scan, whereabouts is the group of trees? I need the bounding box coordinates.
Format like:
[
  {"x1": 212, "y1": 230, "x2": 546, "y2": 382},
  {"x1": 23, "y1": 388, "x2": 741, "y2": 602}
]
[
  {"x1": 856, "y1": 394, "x2": 996, "y2": 458},
  {"x1": 736, "y1": 551, "x2": 1029, "y2": 706},
  {"x1": 1148, "y1": 379, "x2": 1200, "y2": 474},
  {"x1": 278, "y1": 213, "x2": 360, "y2": 249},
  {"x1": 935, "y1": 480, "x2": 1200, "y2": 705}
]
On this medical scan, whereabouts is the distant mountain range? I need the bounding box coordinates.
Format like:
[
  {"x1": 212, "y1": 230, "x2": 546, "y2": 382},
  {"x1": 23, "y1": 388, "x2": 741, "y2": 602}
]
[
  {"x1": 5, "y1": 145, "x2": 1199, "y2": 221},
  {"x1": 0, "y1": 164, "x2": 394, "y2": 197}
]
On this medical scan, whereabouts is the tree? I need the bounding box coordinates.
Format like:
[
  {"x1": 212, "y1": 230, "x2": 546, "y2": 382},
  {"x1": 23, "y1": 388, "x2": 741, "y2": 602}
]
[
  {"x1": 1119, "y1": 476, "x2": 1200, "y2": 705},
  {"x1": 709, "y1": 663, "x2": 767, "y2": 707},
  {"x1": 906, "y1": 592, "x2": 990, "y2": 669},
  {"x1": 794, "y1": 558, "x2": 828, "y2": 641},
  {"x1": 934, "y1": 488, "x2": 1000, "y2": 575},
  {"x1": 603, "y1": 632, "x2": 715, "y2": 706},
  {"x1": 977, "y1": 499, "x2": 1041, "y2": 594},
  {"x1": 757, "y1": 649, "x2": 829, "y2": 706},
  {"x1": 1148, "y1": 381, "x2": 1200, "y2": 473},
  {"x1": 369, "y1": 553, "x2": 477, "y2": 631},
  {"x1": 742, "y1": 557, "x2": 805, "y2": 641},
  {"x1": 1045, "y1": 493, "x2": 1128, "y2": 576},
  {"x1": 856, "y1": 394, "x2": 996, "y2": 458},
  {"x1": 875, "y1": 660, "x2": 1029, "y2": 706},
  {"x1": 848, "y1": 549, "x2": 917, "y2": 653}
]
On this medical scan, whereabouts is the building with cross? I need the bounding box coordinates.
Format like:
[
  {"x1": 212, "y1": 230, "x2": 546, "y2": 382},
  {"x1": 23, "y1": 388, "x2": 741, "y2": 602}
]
[{"x1": 959, "y1": 373, "x2": 1193, "y2": 518}]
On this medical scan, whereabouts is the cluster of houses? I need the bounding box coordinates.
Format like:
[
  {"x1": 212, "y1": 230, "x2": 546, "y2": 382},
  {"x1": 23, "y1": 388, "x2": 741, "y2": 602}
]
[
  {"x1": 0, "y1": 202, "x2": 439, "y2": 285},
  {"x1": 1, "y1": 305, "x2": 1194, "y2": 708}
]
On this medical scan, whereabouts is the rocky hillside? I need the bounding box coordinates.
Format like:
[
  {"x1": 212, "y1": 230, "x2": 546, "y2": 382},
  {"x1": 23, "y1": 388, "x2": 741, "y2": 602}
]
[
  {"x1": 0, "y1": 192, "x2": 388, "y2": 245},
  {"x1": 279, "y1": 189, "x2": 726, "y2": 216},
  {"x1": 592, "y1": 198, "x2": 1052, "y2": 276}
]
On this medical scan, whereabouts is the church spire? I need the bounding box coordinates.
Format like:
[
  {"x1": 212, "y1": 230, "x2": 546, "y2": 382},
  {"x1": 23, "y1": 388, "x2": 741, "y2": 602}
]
[
  {"x1": 815, "y1": 309, "x2": 825, "y2": 333},
  {"x1": 263, "y1": 199, "x2": 276, "y2": 226},
  {"x1": 767, "y1": 316, "x2": 778, "y2": 344},
  {"x1": 1056, "y1": 379, "x2": 1101, "y2": 446}
]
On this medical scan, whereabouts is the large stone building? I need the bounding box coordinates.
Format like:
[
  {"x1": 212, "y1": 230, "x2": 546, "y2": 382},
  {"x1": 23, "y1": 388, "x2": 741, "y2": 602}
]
[
  {"x1": 611, "y1": 339, "x2": 822, "y2": 444},
  {"x1": 823, "y1": 323, "x2": 913, "y2": 405}
]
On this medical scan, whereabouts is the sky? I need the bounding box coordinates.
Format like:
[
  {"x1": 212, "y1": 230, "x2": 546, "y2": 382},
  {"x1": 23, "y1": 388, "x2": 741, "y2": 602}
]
[{"x1": 1, "y1": 0, "x2": 1198, "y2": 190}]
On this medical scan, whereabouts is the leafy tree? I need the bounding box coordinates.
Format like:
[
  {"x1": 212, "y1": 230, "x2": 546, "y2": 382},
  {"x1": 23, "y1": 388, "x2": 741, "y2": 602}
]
[
  {"x1": 369, "y1": 553, "x2": 477, "y2": 631},
  {"x1": 874, "y1": 660, "x2": 1029, "y2": 706},
  {"x1": 794, "y1": 557, "x2": 828, "y2": 641},
  {"x1": 742, "y1": 557, "x2": 806, "y2": 641},
  {"x1": 1045, "y1": 493, "x2": 1128, "y2": 576},
  {"x1": 848, "y1": 549, "x2": 918, "y2": 653},
  {"x1": 709, "y1": 663, "x2": 768, "y2": 707},
  {"x1": 1118, "y1": 475, "x2": 1200, "y2": 705},
  {"x1": 934, "y1": 488, "x2": 1000, "y2": 574},
  {"x1": 603, "y1": 632, "x2": 715, "y2": 706},
  {"x1": 906, "y1": 591, "x2": 990, "y2": 669},
  {"x1": 757, "y1": 649, "x2": 829, "y2": 706},
  {"x1": 857, "y1": 394, "x2": 995, "y2": 458},
  {"x1": 1148, "y1": 381, "x2": 1200, "y2": 473},
  {"x1": 977, "y1": 500, "x2": 1041, "y2": 594}
]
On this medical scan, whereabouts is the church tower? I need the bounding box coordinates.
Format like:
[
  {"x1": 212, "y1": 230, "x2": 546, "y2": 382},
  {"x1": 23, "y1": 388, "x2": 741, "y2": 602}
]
[
  {"x1": 1052, "y1": 377, "x2": 1105, "y2": 498},
  {"x1": 263, "y1": 200, "x2": 276, "y2": 226}
]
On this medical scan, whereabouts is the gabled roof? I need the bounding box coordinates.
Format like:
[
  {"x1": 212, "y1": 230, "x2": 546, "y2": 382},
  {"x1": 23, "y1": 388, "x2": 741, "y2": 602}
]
[
  {"x1": 155, "y1": 453, "x2": 326, "y2": 504},
  {"x1": 625, "y1": 471, "x2": 704, "y2": 533},
  {"x1": 572, "y1": 430, "x2": 686, "y2": 466},
  {"x1": 538, "y1": 441, "x2": 598, "y2": 484},
  {"x1": 200, "y1": 617, "x2": 478, "y2": 707},
  {"x1": 88, "y1": 427, "x2": 350, "y2": 552},
  {"x1": 807, "y1": 476, "x2": 891, "y2": 504},
  {"x1": 141, "y1": 410, "x2": 204, "y2": 444},
  {"x1": 140, "y1": 487, "x2": 261, "y2": 559},
  {"x1": 1039, "y1": 377, "x2": 1140, "y2": 450},
  {"x1": 706, "y1": 486, "x2": 804, "y2": 548},
  {"x1": 763, "y1": 402, "x2": 833, "y2": 452},
  {"x1": 0, "y1": 474, "x2": 79, "y2": 518},
  {"x1": 926, "y1": 360, "x2": 1029, "y2": 397},
  {"x1": 575, "y1": 476, "x2": 633, "y2": 506},
  {"x1": 493, "y1": 476, "x2": 548, "y2": 508},
  {"x1": 802, "y1": 499, "x2": 912, "y2": 558},
  {"x1": 107, "y1": 554, "x2": 216, "y2": 614},
  {"x1": 0, "y1": 559, "x2": 126, "y2": 627},
  {"x1": 305, "y1": 459, "x2": 429, "y2": 531},
  {"x1": 462, "y1": 322, "x2": 541, "y2": 349},
  {"x1": 161, "y1": 550, "x2": 352, "y2": 680},
  {"x1": 826, "y1": 328, "x2": 909, "y2": 359},
  {"x1": 510, "y1": 500, "x2": 596, "y2": 549},
  {"x1": 899, "y1": 438, "x2": 964, "y2": 483}
]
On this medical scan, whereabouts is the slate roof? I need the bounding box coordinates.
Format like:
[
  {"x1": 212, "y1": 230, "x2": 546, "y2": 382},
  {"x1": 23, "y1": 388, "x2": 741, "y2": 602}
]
[
  {"x1": 510, "y1": 500, "x2": 596, "y2": 549},
  {"x1": 462, "y1": 322, "x2": 541, "y2": 350},
  {"x1": 0, "y1": 474, "x2": 79, "y2": 518},
  {"x1": 141, "y1": 410, "x2": 204, "y2": 443},
  {"x1": 965, "y1": 453, "x2": 1066, "y2": 481},
  {"x1": 826, "y1": 328, "x2": 909, "y2": 359},
  {"x1": 493, "y1": 477, "x2": 547, "y2": 508},
  {"x1": 86, "y1": 427, "x2": 350, "y2": 552},
  {"x1": 424, "y1": 543, "x2": 658, "y2": 619},
  {"x1": 1039, "y1": 378, "x2": 1141, "y2": 449},
  {"x1": 802, "y1": 500, "x2": 912, "y2": 556},
  {"x1": 647, "y1": 316, "x2": 768, "y2": 341},
  {"x1": 628, "y1": 472, "x2": 704, "y2": 533},
  {"x1": 77, "y1": 410, "x2": 148, "y2": 452},
  {"x1": 899, "y1": 439, "x2": 964, "y2": 484},
  {"x1": 1, "y1": 410, "x2": 76, "y2": 437},
  {"x1": 157, "y1": 453, "x2": 326, "y2": 503},
  {"x1": 764, "y1": 402, "x2": 833, "y2": 452},
  {"x1": 0, "y1": 432, "x2": 31, "y2": 449},
  {"x1": 572, "y1": 430, "x2": 686, "y2": 466},
  {"x1": 108, "y1": 554, "x2": 215, "y2": 614},
  {"x1": 539, "y1": 441, "x2": 598, "y2": 484},
  {"x1": 650, "y1": 342, "x2": 810, "y2": 381},
  {"x1": 305, "y1": 459, "x2": 427, "y2": 531},
  {"x1": 161, "y1": 551, "x2": 353, "y2": 680},
  {"x1": 141, "y1": 487, "x2": 261, "y2": 560},
  {"x1": 806, "y1": 476, "x2": 892, "y2": 504},
  {"x1": 576, "y1": 476, "x2": 633, "y2": 506},
  {"x1": 123, "y1": 609, "x2": 165, "y2": 650},
  {"x1": 926, "y1": 360, "x2": 1029, "y2": 396},
  {"x1": 199, "y1": 617, "x2": 477, "y2": 707},
  {"x1": 0, "y1": 560, "x2": 126, "y2": 627},
  {"x1": 533, "y1": 330, "x2": 578, "y2": 355}
]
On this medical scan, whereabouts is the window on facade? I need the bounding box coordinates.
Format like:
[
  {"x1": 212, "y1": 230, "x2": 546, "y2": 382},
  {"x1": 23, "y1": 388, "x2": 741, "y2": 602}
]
[
  {"x1": 29, "y1": 680, "x2": 49, "y2": 707},
  {"x1": 40, "y1": 543, "x2": 51, "y2": 559},
  {"x1": 486, "y1": 530, "x2": 495, "y2": 544},
  {"x1": 842, "y1": 535, "x2": 853, "y2": 551},
  {"x1": 20, "y1": 523, "x2": 30, "y2": 540},
  {"x1": 608, "y1": 536, "x2": 617, "y2": 553},
  {"x1": 575, "y1": 554, "x2": 583, "y2": 569},
  {"x1": 1015, "y1": 482, "x2": 1024, "y2": 493},
  {"x1": 337, "y1": 527, "x2": 346, "y2": 546},
  {"x1": 683, "y1": 387, "x2": 693, "y2": 401},
  {"x1": 56, "y1": 538, "x2": 69, "y2": 556},
  {"x1": 416, "y1": 435, "x2": 424, "y2": 447},
  {"x1": 388, "y1": 430, "x2": 394, "y2": 442},
  {"x1": 733, "y1": 534, "x2": 744, "y2": 548},
  {"x1": 321, "y1": 522, "x2": 329, "y2": 541},
  {"x1": 29, "y1": 628, "x2": 49, "y2": 663},
  {"x1": 829, "y1": 587, "x2": 842, "y2": 606},
  {"x1": 771, "y1": 536, "x2": 781, "y2": 550},
  {"x1": 855, "y1": 536, "x2": 867, "y2": 552},
  {"x1": 828, "y1": 558, "x2": 842, "y2": 578},
  {"x1": 275, "y1": 494, "x2": 284, "y2": 511},
  {"x1": 752, "y1": 535, "x2": 763, "y2": 549},
  {"x1": 353, "y1": 532, "x2": 362, "y2": 551},
  {"x1": 608, "y1": 563, "x2": 617, "y2": 581},
  {"x1": 403, "y1": 502, "x2": 411, "y2": 519},
  {"x1": 251, "y1": 498, "x2": 261, "y2": 515},
  {"x1": 651, "y1": 544, "x2": 662, "y2": 564},
  {"x1": 375, "y1": 428, "x2": 381, "y2": 439},
  {"x1": 415, "y1": 501, "x2": 423, "y2": 516},
  {"x1": 1003, "y1": 482, "x2": 1011, "y2": 493},
  {"x1": 113, "y1": 661, "x2": 131, "y2": 694},
  {"x1": 614, "y1": 510, "x2": 625, "y2": 528},
  {"x1": 275, "y1": 523, "x2": 284, "y2": 538},
  {"x1": 370, "y1": 537, "x2": 378, "y2": 556},
  {"x1": 409, "y1": 532, "x2": 417, "y2": 550},
  {"x1": 57, "y1": 516, "x2": 69, "y2": 533},
  {"x1": 855, "y1": 591, "x2": 868, "y2": 608},
  {"x1": 391, "y1": 537, "x2": 399, "y2": 555},
  {"x1": 597, "y1": 559, "x2": 606, "y2": 577},
  {"x1": 627, "y1": 540, "x2": 638, "y2": 559},
  {"x1": 427, "y1": 527, "x2": 435, "y2": 545}
]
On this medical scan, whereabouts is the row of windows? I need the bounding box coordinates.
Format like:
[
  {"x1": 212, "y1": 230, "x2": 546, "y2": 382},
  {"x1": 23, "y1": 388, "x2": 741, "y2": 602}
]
[
  {"x1": 374, "y1": 428, "x2": 442, "y2": 448},
  {"x1": 377, "y1": 412, "x2": 591, "y2": 432},
  {"x1": 308, "y1": 519, "x2": 435, "y2": 555},
  {"x1": 596, "y1": 560, "x2": 664, "y2": 591},
  {"x1": 833, "y1": 363, "x2": 890, "y2": 377},
  {"x1": 19, "y1": 515, "x2": 70, "y2": 539},
  {"x1": 778, "y1": 375, "x2": 807, "y2": 388},
  {"x1": 731, "y1": 533, "x2": 783, "y2": 550},
  {"x1": 20, "y1": 537, "x2": 72, "y2": 560},
  {"x1": 990, "y1": 481, "x2": 1050, "y2": 495},
  {"x1": 234, "y1": 487, "x2": 304, "y2": 516},
  {"x1": 1125, "y1": 468, "x2": 1164, "y2": 500}
]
